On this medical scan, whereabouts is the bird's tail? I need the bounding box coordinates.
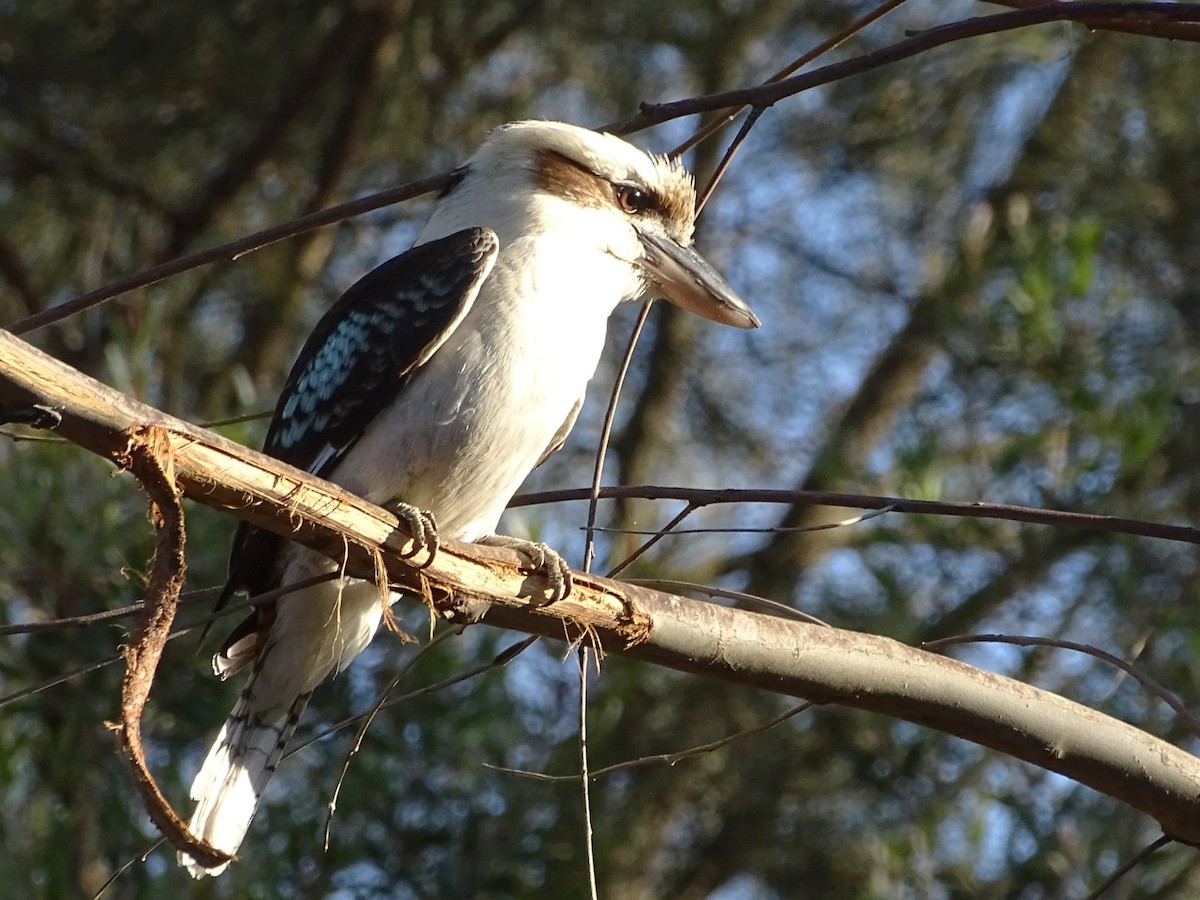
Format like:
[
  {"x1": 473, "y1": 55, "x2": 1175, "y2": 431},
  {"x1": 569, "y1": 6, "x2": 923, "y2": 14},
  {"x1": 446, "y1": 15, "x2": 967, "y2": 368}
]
[{"x1": 179, "y1": 688, "x2": 312, "y2": 877}]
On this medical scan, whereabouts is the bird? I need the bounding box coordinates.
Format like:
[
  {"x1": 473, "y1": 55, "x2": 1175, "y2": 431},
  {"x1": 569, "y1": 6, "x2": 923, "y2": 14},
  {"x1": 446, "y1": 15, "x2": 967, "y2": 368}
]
[{"x1": 181, "y1": 119, "x2": 759, "y2": 876}]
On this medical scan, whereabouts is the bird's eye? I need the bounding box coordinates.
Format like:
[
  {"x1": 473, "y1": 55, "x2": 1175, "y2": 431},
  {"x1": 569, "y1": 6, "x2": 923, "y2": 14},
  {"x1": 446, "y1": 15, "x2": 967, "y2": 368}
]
[{"x1": 614, "y1": 184, "x2": 652, "y2": 215}]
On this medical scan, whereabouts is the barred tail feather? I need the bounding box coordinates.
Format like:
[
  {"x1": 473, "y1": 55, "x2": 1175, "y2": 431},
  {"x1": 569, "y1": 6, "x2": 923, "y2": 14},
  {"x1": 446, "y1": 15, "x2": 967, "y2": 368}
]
[{"x1": 180, "y1": 689, "x2": 312, "y2": 878}]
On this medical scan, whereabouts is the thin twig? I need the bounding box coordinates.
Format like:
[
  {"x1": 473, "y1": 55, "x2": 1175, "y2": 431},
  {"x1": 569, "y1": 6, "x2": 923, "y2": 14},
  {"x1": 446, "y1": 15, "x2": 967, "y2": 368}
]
[
  {"x1": 607, "y1": 502, "x2": 697, "y2": 578},
  {"x1": 323, "y1": 625, "x2": 464, "y2": 850},
  {"x1": 669, "y1": 0, "x2": 912, "y2": 158},
  {"x1": 0, "y1": 428, "x2": 65, "y2": 443},
  {"x1": 1081, "y1": 834, "x2": 1172, "y2": 900},
  {"x1": 623, "y1": 579, "x2": 830, "y2": 627},
  {"x1": 284, "y1": 635, "x2": 539, "y2": 759},
  {"x1": 5, "y1": 172, "x2": 450, "y2": 335},
  {"x1": 511, "y1": 484, "x2": 1200, "y2": 546},
  {"x1": 485, "y1": 700, "x2": 814, "y2": 783},
  {"x1": 579, "y1": 648, "x2": 599, "y2": 900},
  {"x1": 198, "y1": 409, "x2": 273, "y2": 429},
  {"x1": 577, "y1": 282, "x2": 659, "y2": 895},
  {"x1": 983, "y1": 0, "x2": 1200, "y2": 41},
  {"x1": 583, "y1": 302, "x2": 655, "y2": 573},
  {"x1": 591, "y1": 505, "x2": 893, "y2": 537},
  {"x1": 605, "y1": 3, "x2": 1200, "y2": 137},
  {"x1": 0, "y1": 587, "x2": 216, "y2": 636},
  {"x1": 91, "y1": 837, "x2": 166, "y2": 900},
  {"x1": 695, "y1": 107, "x2": 764, "y2": 215},
  {"x1": 925, "y1": 633, "x2": 1200, "y2": 741},
  {"x1": 3, "y1": 407, "x2": 274, "y2": 444},
  {"x1": 576, "y1": 265, "x2": 659, "y2": 900},
  {"x1": 0, "y1": 571, "x2": 340, "y2": 639},
  {"x1": 1, "y1": 653, "x2": 123, "y2": 708}
]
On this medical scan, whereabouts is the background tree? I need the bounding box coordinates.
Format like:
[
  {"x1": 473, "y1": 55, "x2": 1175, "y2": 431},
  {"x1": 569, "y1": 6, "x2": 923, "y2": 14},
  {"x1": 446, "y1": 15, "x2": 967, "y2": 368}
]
[{"x1": 3, "y1": 2, "x2": 1200, "y2": 897}]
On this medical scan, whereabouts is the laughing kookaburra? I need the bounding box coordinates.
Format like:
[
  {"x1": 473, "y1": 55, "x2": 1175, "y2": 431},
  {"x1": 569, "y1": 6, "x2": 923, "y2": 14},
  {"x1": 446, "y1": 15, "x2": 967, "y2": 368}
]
[{"x1": 181, "y1": 120, "x2": 758, "y2": 876}]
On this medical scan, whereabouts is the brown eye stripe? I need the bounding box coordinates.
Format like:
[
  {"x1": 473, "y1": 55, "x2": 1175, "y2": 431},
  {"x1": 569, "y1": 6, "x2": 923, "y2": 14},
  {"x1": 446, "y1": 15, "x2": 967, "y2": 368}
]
[
  {"x1": 534, "y1": 149, "x2": 667, "y2": 217},
  {"x1": 533, "y1": 149, "x2": 614, "y2": 209}
]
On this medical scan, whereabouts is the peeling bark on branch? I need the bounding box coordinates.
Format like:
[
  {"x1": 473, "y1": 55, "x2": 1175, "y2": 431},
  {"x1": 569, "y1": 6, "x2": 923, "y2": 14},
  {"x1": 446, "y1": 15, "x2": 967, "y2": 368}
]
[
  {"x1": 111, "y1": 426, "x2": 231, "y2": 868},
  {"x1": 2, "y1": 327, "x2": 1200, "y2": 846}
]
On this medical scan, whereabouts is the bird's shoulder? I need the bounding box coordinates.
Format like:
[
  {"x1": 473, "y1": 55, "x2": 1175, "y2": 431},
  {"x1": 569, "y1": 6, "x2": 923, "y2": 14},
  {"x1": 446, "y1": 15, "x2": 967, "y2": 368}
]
[{"x1": 264, "y1": 227, "x2": 499, "y2": 477}]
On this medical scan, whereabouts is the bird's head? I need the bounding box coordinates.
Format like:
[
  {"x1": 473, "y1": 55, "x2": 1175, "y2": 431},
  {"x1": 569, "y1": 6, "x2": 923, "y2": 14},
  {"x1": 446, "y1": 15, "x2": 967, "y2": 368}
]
[{"x1": 428, "y1": 120, "x2": 759, "y2": 329}]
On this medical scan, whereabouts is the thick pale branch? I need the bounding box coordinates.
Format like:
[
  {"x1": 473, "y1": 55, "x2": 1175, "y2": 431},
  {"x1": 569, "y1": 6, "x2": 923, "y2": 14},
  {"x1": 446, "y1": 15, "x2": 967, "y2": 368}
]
[{"x1": 3, "y1": 327, "x2": 1200, "y2": 845}]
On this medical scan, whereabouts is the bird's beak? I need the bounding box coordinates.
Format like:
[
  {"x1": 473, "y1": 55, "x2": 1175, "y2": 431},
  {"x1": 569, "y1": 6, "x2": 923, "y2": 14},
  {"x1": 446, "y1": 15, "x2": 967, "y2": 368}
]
[{"x1": 637, "y1": 230, "x2": 760, "y2": 329}]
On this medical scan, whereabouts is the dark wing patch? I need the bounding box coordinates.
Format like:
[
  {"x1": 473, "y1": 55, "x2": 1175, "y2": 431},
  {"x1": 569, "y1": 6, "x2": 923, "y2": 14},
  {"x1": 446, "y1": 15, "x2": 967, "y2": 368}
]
[
  {"x1": 265, "y1": 227, "x2": 499, "y2": 477},
  {"x1": 209, "y1": 228, "x2": 498, "y2": 652}
]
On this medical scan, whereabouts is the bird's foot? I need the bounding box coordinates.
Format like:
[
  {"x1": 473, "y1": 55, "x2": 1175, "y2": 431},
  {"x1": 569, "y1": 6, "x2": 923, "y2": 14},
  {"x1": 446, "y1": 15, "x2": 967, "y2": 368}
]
[
  {"x1": 479, "y1": 534, "x2": 573, "y2": 604},
  {"x1": 386, "y1": 501, "x2": 439, "y2": 565}
]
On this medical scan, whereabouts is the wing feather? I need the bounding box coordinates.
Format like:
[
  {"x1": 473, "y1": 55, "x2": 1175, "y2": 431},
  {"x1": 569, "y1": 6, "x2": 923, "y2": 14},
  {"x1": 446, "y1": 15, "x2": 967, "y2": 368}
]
[
  {"x1": 210, "y1": 227, "x2": 498, "y2": 648},
  {"x1": 266, "y1": 227, "x2": 498, "y2": 477}
]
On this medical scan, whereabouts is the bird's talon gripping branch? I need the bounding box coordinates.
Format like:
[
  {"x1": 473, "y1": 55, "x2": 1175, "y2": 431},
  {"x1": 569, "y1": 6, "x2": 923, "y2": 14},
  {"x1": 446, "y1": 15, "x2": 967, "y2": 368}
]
[
  {"x1": 388, "y1": 501, "x2": 439, "y2": 564},
  {"x1": 479, "y1": 534, "x2": 573, "y2": 603}
]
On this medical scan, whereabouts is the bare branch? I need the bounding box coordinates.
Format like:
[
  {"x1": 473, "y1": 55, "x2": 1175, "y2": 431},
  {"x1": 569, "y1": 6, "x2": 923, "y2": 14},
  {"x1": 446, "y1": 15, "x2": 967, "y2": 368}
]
[
  {"x1": 2, "y1": 653, "x2": 122, "y2": 709},
  {"x1": 110, "y1": 426, "x2": 229, "y2": 870},
  {"x1": 486, "y1": 700, "x2": 814, "y2": 783},
  {"x1": 926, "y1": 633, "x2": 1200, "y2": 741},
  {"x1": 0, "y1": 587, "x2": 217, "y2": 636},
  {"x1": 585, "y1": 301, "x2": 654, "y2": 573},
  {"x1": 512, "y1": 484, "x2": 1200, "y2": 546},
  {"x1": 157, "y1": 8, "x2": 370, "y2": 261},
  {"x1": 287, "y1": 636, "x2": 539, "y2": 759},
  {"x1": 670, "y1": 0, "x2": 912, "y2": 159},
  {"x1": 982, "y1": 0, "x2": 1200, "y2": 41},
  {"x1": 1082, "y1": 835, "x2": 1173, "y2": 900},
  {"x1": 605, "y1": 3, "x2": 1200, "y2": 136},
  {"x1": 4, "y1": 327, "x2": 1200, "y2": 845},
  {"x1": 13, "y1": 2, "x2": 1200, "y2": 343},
  {"x1": 578, "y1": 647, "x2": 599, "y2": 900},
  {"x1": 323, "y1": 626, "x2": 464, "y2": 851},
  {"x1": 92, "y1": 837, "x2": 166, "y2": 900},
  {"x1": 4, "y1": 172, "x2": 450, "y2": 335},
  {"x1": 623, "y1": 579, "x2": 830, "y2": 627},
  {"x1": 607, "y1": 503, "x2": 697, "y2": 578}
]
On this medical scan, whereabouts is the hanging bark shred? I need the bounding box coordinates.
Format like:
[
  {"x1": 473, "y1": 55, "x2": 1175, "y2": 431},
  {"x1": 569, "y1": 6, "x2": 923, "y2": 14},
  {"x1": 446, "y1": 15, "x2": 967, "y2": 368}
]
[{"x1": 110, "y1": 425, "x2": 232, "y2": 869}]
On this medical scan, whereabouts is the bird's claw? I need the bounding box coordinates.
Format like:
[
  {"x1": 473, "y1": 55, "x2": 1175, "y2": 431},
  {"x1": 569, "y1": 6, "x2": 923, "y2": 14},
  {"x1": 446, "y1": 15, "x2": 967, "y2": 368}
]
[
  {"x1": 479, "y1": 535, "x2": 572, "y2": 604},
  {"x1": 387, "y1": 501, "x2": 439, "y2": 565}
]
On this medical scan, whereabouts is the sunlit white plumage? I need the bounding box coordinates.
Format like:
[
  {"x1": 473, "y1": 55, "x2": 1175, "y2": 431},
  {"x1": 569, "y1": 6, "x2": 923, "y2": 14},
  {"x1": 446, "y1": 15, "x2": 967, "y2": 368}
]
[{"x1": 182, "y1": 120, "x2": 758, "y2": 876}]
